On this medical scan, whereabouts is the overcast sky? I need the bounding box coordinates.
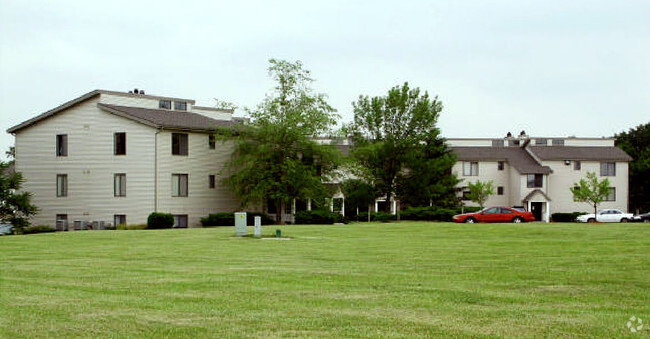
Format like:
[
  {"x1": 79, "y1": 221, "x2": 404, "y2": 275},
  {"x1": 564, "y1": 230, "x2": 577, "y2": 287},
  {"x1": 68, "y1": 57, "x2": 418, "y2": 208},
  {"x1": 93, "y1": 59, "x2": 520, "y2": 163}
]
[{"x1": 1, "y1": 0, "x2": 648, "y2": 160}]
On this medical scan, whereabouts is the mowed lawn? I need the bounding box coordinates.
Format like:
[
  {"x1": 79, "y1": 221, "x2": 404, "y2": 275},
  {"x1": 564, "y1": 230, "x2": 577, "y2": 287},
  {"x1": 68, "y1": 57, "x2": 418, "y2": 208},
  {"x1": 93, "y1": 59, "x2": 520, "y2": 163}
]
[{"x1": 1, "y1": 222, "x2": 649, "y2": 338}]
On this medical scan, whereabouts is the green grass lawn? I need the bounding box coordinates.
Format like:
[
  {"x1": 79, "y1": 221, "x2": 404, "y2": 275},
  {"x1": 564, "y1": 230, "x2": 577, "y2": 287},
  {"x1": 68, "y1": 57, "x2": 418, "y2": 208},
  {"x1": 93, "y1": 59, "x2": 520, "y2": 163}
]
[{"x1": 1, "y1": 222, "x2": 649, "y2": 338}]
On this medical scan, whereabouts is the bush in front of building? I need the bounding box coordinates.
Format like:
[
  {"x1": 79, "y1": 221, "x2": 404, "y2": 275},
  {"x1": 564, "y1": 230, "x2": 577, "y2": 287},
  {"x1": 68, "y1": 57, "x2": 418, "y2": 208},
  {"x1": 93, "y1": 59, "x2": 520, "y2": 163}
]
[
  {"x1": 399, "y1": 206, "x2": 457, "y2": 222},
  {"x1": 294, "y1": 210, "x2": 344, "y2": 224},
  {"x1": 147, "y1": 213, "x2": 174, "y2": 229},
  {"x1": 551, "y1": 212, "x2": 586, "y2": 222},
  {"x1": 201, "y1": 213, "x2": 234, "y2": 226},
  {"x1": 22, "y1": 225, "x2": 56, "y2": 234}
]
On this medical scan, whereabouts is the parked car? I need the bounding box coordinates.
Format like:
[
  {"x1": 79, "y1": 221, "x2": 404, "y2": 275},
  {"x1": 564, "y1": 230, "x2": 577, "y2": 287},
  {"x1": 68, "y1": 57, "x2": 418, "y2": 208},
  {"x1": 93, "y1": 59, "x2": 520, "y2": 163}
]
[
  {"x1": 452, "y1": 206, "x2": 535, "y2": 223},
  {"x1": 0, "y1": 224, "x2": 14, "y2": 236},
  {"x1": 575, "y1": 209, "x2": 634, "y2": 223},
  {"x1": 632, "y1": 212, "x2": 650, "y2": 223}
]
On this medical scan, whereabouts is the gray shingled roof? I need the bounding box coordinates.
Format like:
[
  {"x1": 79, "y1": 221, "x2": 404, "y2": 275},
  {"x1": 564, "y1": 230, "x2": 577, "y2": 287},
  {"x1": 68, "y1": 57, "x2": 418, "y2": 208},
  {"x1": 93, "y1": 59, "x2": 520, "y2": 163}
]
[
  {"x1": 450, "y1": 146, "x2": 552, "y2": 174},
  {"x1": 98, "y1": 104, "x2": 235, "y2": 131},
  {"x1": 528, "y1": 146, "x2": 632, "y2": 161}
]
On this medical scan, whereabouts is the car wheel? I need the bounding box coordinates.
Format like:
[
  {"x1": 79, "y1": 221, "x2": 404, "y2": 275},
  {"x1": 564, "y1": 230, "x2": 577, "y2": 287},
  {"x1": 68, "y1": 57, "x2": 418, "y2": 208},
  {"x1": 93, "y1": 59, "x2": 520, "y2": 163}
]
[
  {"x1": 464, "y1": 218, "x2": 476, "y2": 224},
  {"x1": 587, "y1": 218, "x2": 596, "y2": 223},
  {"x1": 620, "y1": 218, "x2": 628, "y2": 223},
  {"x1": 512, "y1": 217, "x2": 523, "y2": 223}
]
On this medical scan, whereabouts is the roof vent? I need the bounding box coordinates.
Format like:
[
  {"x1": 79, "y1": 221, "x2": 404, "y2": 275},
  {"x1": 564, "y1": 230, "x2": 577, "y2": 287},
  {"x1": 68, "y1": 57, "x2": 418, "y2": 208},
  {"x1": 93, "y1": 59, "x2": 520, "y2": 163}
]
[
  {"x1": 139, "y1": 90, "x2": 145, "y2": 95},
  {"x1": 519, "y1": 130, "x2": 526, "y2": 136},
  {"x1": 506, "y1": 132, "x2": 512, "y2": 138}
]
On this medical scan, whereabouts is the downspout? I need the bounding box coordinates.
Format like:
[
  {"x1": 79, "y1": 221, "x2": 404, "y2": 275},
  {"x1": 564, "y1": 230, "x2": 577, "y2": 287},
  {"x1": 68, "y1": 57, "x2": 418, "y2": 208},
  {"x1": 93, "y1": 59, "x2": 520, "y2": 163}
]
[{"x1": 154, "y1": 128, "x2": 162, "y2": 212}]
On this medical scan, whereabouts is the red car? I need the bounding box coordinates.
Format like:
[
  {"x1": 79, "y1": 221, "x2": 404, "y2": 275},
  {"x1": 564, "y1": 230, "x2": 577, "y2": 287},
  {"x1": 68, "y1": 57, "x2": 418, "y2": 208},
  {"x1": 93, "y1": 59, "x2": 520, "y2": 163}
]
[{"x1": 452, "y1": 206, "x2": 535, "y2": 223}]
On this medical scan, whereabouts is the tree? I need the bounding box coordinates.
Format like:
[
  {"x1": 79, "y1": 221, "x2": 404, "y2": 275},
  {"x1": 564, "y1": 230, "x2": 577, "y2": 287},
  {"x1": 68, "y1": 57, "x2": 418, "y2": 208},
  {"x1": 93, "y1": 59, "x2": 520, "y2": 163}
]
[
  {"x1": 570, "y1": 171, "x2": 611, "y2": 221},
  {"x1": 396, "y1": 130, "x2": 459, "y2": 208},
  {"x1": 348, "y1": 82, "x2": 456, "y2": 212},
  {"x1": 615, "y1": 122, "x2": 650, "y2": 213},
  {"x1": 219, "y1": 59, "x2": 341, "y2": 224},
  {"x1": 1, "y1": 160, "x2": 38, "y2": 232},
  {"x1": 340, "y1": 179, "x2": 376, "y2": 217},
  {"x1": 467, "y1": 180, "x2": 494, "y2": 209}
]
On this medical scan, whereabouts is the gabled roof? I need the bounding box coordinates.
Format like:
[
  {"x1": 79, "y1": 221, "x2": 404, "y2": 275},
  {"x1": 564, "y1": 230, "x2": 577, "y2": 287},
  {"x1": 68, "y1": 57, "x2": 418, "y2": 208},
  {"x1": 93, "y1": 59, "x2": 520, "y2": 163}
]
[
  {"x1": 98, "y1": 104, "x2": 235, "y2": 132},
  {"x1": 522, "y1": 189, "x2": 552, "y2": 202},
  {"x1": 450, "y1": 146, "x2": 552, "y2": 174},
  {"x1": 528, "y1": 146, "x2": 632, "y2": 162},
  {"x1": 7, "y1": 89, "x2": 199, "y2": 134},
  {"x1": 7, "y1": 90, "x2": 102, "y2": 133}
]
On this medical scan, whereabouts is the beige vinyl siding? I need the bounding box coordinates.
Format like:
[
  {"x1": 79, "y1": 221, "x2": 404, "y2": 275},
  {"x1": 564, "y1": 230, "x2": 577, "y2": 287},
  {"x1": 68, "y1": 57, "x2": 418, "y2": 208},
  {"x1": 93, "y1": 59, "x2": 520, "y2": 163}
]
[
  {"x1": 544, "y1": 160, "x2": 629, "y2": 213},
  {"x1": 156, "y1": 131, "x2": 239, "y2": 227},
  {"x1": 14, "y1": 97, "x2": 157, "y2": 227},
  {"x1": 452, "y1": 161, "x2": 510, "y2": 207},
  {"x1": 99, "y1": 93, "x2": 193, "y2": 111}
]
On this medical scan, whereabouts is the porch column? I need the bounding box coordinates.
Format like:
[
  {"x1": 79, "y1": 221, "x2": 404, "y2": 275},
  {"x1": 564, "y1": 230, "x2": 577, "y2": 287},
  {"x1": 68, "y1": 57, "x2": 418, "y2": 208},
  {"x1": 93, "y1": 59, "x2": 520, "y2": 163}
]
[
  {"x1": 545, "y1": 202, "x2": 550, "y2": 223},
  {"x1": 341, "y1": 198, "x2": 345, "y2": 216},
  {"x1": 307, "y1": 198, "x2": 311, "y2": 211}
]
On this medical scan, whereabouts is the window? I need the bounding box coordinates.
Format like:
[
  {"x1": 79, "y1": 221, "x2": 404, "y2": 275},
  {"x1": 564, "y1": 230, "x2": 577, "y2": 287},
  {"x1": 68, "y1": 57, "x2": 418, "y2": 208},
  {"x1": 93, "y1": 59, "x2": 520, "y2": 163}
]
[
  {"x1": 172, "y1": 133, "x2": 188, "y2": 155},
  {"x1": 208, "y1": 134, "x2": 215, "y2": 149},
  {"x1": 552, "y1": 139, "x2": 564, "y2": 146},
  {"x1": 56, "y1": 134, "x2": 68, "y2": 156},
  {"x1": 600, "y1": 162, "x2": 616, "y2": 176},
  {"x1": 174, "y1": 215, "x2": 188, "y2": 228},
  {"x1": 605, "y1": 187, "x2": 616, "y2": 201},
  {"x1": 497, "y1": 186, "x2": 504, "y2": 195},
  {"x1": 174, "y1": 101, "x2": 187, "y2": 111},
  {"x1": 159, "y1": 100, "x2": 171, "y2": 109},
  {"x1": 114, "y1": 173, "x2": 126, "y2": 197},
  {"x1": 508, "y1": 139, "x2": 520, "y2": 146},
  {"x1": 461, "y1": 187, "x2": 471, "y2": 201},
  {"x1": 500, "y1": 208, "x2": 513, "y2": 214},
  {"x1": 497, "y1": 161, "x2": 504, "y2": 171},
  {"x1": 114, "y1": 215, "x2": 126, "y2": 226},
  {"x1": 484, "y1": 207, "x2": 499, "y2": 214},
  {"x1": 492, "y1": 139, "x2": 504, "y2": 147},
  {"x1": 527, "y1": 174, "x2": 543, "y2": 188},
  {"x1": 463, "y1": 162, "x2": 478, "y2": 176},
  {"x1": 56, "y1": 174, "x2": 68, "y2": 197},
  {"x1": 209, "y1": 174, "x2": 216, "y2": 189},
  {"x1": 574, "y1": 161, "x2": 581, "y2": 170},
  {"x1": 114, "y1": 132, "x2": 126, "y2": 155},
  {"x1": 535, "y1": 138, "x2": 548, "y2": 145},
  {"x1": 172, "y1": 174, "x2": 188, "y2": 197}
]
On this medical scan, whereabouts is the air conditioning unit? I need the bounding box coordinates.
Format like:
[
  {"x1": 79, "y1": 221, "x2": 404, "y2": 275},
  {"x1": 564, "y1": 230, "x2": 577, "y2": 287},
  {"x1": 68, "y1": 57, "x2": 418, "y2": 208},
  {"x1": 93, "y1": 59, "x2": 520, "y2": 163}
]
[
  {"x1": 91, "y1": 221, "x2": 99, "y2": 230},
  {"x1": 74, "y1": 220, "x2": 82, "y2": 230}
]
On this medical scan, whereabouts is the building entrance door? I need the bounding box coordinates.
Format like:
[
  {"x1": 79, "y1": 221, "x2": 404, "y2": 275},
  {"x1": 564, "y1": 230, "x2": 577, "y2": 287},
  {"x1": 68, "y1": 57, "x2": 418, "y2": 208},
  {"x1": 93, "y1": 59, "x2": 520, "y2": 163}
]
[{"x1": 531, "y1": 202, "x2": 543, "y2": 222}]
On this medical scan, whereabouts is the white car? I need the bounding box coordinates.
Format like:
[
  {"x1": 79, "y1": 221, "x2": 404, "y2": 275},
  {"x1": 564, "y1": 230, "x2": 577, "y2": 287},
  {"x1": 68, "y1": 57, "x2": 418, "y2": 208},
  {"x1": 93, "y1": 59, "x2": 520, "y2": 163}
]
[{"x1": 576, "y1": 209, "x2": 634, "y2": 223}]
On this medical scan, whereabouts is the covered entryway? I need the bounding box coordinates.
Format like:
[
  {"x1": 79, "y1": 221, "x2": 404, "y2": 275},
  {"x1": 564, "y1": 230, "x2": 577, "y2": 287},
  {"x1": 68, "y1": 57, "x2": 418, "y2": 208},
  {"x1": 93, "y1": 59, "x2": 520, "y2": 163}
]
[{"x1": 522, "y1": 189, "x2": 552, "y2": 223}]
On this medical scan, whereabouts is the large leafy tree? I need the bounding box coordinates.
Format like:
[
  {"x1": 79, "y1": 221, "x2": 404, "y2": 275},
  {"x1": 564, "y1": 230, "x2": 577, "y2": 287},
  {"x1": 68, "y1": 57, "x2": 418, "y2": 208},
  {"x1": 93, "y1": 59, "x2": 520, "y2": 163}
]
[
  {"x1": 348, "y1": 82, "x2": 456, "y2": 212},
  {"x1": 1, "y1": 154, "x2": 38, "y2": 232},
  {"x1": 615, "y1": 122, "x2": 650, "y2": 213},
  {"x1": 570, "y1": 171, "x2": 611, "y2": 221},
  {"x1": 220, "y1": 59, "x2": 340, "y2": 224}
]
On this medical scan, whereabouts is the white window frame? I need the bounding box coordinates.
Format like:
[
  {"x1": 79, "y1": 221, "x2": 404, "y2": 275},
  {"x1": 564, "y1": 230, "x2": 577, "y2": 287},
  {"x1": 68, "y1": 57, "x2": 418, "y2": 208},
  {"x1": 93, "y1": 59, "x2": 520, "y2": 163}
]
[
  {"x1": 114, "y1": 173, "x2": 126, "y2": 197},
  {"x1": 463, "y1": 162, "x2": 478, "y2": 176},
  {"x1": 172, "y1": 174, "x2": 188, "y2": 197}
]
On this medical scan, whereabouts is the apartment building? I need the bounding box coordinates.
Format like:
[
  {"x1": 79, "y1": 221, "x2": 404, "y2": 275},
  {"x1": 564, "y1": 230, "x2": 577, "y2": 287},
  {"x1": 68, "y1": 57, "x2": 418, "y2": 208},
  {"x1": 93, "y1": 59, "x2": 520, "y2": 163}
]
[
  {"x1": 449, "y1": 132, "x2": 632, "y2": 222},
  {"x1": 7, "y1": 89, "x2": 241, "y2": 228}
]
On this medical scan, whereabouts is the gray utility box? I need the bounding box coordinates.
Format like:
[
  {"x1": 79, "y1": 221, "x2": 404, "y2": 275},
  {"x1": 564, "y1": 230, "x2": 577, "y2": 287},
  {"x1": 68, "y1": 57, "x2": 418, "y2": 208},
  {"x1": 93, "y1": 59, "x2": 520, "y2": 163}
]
[
  {"x1": 254, "y1": 216, "x2": 262, "y2": 237},
  {"x1": 235, "y1": 212, "x2": 247, "y2": 236}
]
